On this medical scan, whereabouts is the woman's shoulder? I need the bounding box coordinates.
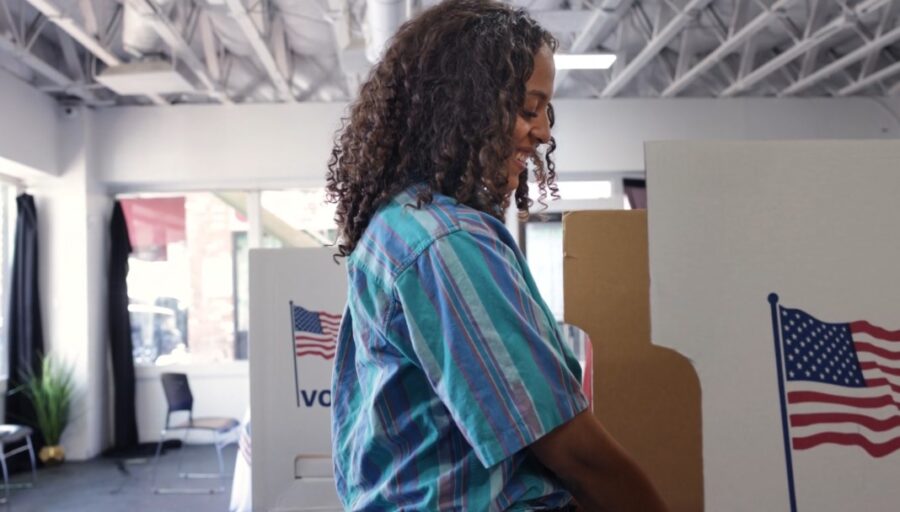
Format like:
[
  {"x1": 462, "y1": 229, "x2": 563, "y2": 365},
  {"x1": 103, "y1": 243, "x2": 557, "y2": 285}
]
[{"x1": 353, "y1": 186, "x2": 512, "y2": 276}]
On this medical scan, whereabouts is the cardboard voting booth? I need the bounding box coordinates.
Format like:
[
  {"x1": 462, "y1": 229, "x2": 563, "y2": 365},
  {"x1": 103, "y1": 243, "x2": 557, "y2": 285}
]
[
  {"x1": 563, "y1": 210, "x2": 703, "y2": 512},
  {"x1": 646, "y1": 140, "x2": 900, "y2": 511},
  {"x1": 249, "y1": 248, "x2": 346, "y2": 512}
]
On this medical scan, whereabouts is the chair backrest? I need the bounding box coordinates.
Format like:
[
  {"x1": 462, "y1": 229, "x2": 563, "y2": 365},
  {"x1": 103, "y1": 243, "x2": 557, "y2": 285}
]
[{"x1": 160, "y1": 372, "x2": 194, "y2": 417}]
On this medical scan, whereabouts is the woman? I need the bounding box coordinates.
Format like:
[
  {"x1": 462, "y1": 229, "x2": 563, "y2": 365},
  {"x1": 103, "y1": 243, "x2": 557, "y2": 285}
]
[{"x1": 327, "y1": 1, "x2": 667, "y2": 510}]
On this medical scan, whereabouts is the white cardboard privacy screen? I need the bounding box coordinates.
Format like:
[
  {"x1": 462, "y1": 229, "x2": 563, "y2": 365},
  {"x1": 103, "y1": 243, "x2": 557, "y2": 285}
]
[
  {"x1": 646, "y1": 140, "x2": 900, "y2": 512},
  {"x1": 250, "y1": 248, "x2": 346, "y2": 511}
]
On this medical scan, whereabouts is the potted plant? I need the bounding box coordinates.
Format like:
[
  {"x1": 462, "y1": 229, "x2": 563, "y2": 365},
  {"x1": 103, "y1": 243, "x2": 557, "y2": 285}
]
[{"x1": 19, "y1": 355, "x2": 75, "y2": 464}]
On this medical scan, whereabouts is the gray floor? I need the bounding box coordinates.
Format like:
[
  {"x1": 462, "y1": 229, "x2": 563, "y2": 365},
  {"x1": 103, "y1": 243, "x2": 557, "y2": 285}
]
[{"x1": 0, "y1": 444, "x2": 239, "y2": 512}]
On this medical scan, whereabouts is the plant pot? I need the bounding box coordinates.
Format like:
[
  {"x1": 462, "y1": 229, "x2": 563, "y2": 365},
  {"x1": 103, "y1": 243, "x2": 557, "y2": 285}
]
[{"x1": 39, "y1": 445, "x2": 65, "y2": 465}]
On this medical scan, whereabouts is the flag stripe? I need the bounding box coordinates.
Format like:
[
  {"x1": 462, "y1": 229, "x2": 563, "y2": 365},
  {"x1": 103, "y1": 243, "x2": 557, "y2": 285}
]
[
  {"x1": 861, "y1": 360, "x2": 900, "y2": 376},
  {"x1": 854, "y1": 332, "x2": 900, "y2": 354},
  {"x1": 851, "y1": 320, "x2": 900, "y2": 341},
  {"x1": 297, "y1": 349, "x2": 335, "y2": 359},
  {"x1": 297, "y1": 339, "x2": 337, "y2": 348},
  {"x1": 297, "y1": 344, "x2": 336, "y2": 350},
  {"x1": 296, "y1": 334, "x2": 335, "y2": 342},
  {"x1": 855, "y1": 341, "x2": 900, "y2": 361},
  {"x1": 788, "y1": 400, "x2": 900, "y2": 420},
  {"x1": 862, "y1": 370, "x2": 900, "y2": 389},
  {"x1": 297, "y1": 347, "x2": 336, "y2": 355},
  {"x1": 791, "y1": 421, "x2": 900, "y2": 444},
  {"x1": 786, "y1": 379, "x2": 897, "y2": 399},
  {"x1": 858, "y1": 355, "x2": 900, "y2": 371},
  {"x1": 863, "y1": 377, "x2": 900, "y2": 394},
  {"x1": 787, "y1": 390, "x2": 900, "y2": 409},
  {"x1": 792, "y1": 432, "x2": 900, "y2": 457},
  {"x1": 790, "y1": 412, "x2": 900, "y2": 431}
]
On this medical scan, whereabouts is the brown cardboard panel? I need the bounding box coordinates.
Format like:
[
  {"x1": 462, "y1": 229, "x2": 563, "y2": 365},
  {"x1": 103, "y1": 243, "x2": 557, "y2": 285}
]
[{"x1": 563, "y1": 210, "x2": 703, "y2": 512}]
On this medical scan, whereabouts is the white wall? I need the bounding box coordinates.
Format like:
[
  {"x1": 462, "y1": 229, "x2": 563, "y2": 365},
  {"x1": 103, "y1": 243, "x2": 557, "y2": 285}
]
[
  {"x1": 94, "y1": 102, "x2": 348, "y2": 191},
  {"x1": 0, "y1": 67, "x2": 58, "y2": 177},
  {"x1": 550, "y1": 98, "x2": 900, "y2": 173},
  {"x1": 93, "y1": 98, "x2": 900, "y2": 191},
  {"x1": 31, "y1": 107, "x2": 109, "y2": 460}
]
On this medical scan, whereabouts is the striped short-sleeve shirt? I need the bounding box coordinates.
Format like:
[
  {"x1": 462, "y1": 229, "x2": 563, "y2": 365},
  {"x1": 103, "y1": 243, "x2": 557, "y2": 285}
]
[{"x1": 332, "y1": 186, "x2": 589, "y2": 511}]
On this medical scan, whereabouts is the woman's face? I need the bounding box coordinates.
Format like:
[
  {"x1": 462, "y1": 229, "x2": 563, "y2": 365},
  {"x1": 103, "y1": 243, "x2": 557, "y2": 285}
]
[{"x1": 506, "y1": 44, "x2": 555, "y2": 193}]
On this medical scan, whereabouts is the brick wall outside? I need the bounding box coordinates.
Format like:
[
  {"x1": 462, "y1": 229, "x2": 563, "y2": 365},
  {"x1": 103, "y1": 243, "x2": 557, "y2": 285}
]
[{"x1": 185, "y1": 193, "x2": 243, "y2": 362}]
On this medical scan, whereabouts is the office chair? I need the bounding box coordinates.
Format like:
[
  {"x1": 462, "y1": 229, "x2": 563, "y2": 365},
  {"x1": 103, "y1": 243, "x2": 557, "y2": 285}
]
[
  {"x1": 0, "y1": 424, "x2": 37, "y2": 503},
  {"x1": 151, "y1": 372, "x2": 239, "y2": 494}
]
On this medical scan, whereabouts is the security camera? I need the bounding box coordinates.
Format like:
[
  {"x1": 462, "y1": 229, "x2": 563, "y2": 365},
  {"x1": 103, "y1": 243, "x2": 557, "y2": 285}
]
[{"x1": 58, "y1": 96, "x2": 82, "y2": 118}]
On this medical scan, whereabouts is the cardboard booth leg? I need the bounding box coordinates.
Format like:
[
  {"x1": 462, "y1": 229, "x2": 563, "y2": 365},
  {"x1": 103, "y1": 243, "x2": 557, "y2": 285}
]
[{"x1": 563, "y1": 210, "x2": 703, "y2": 512}]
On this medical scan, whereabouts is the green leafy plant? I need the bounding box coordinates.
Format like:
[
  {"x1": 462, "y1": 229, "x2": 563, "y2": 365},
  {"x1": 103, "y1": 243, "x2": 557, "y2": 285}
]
[{"x1": 19, "y1": 355, "x2": 75, "y2": 446}]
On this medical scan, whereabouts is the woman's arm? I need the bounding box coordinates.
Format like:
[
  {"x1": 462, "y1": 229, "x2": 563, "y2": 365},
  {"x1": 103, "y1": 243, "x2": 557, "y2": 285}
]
[{"x1": 530, "y1": 409, "x2": 669, "y2": 512}]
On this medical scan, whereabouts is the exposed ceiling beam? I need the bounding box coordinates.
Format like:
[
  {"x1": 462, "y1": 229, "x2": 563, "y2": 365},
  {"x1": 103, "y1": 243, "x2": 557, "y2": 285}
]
[
  {"x1": 780, "y1": 23, "x2": 900, "y2": 96},
  {"x1": 720, "y1": 0, "x2": 891, "y2": 97},
  {"x1": 858, "y1": 1, "x2": 900, "y2": 81},
  {"x1": 123, "y1": 0, "x2": 231, "y2": 104},
  {"x1": 728, "y1": 0, "x2": 752, "y2": 38},
  {"x1": 674, "y1": 27, "x2": 697, "y2": 79},
  {"x1": 554, "y1": 0, "x2": 635, "y2": 93},
  {"x1": 601, "y1": 0, "x2": 715, "y2": 98},
  {"x1": 269, "y1": 14, "x2": 292, "y2": 79},
  {"x1": 661, "y1": 0, "x2": 795, "y2": 97},
  {"x1": 27, "y1": 0, "x2": 121, "y2": 64},
  {"x1": 737, "y1": 39, "x2": 757, "y2": 79},
  {"x1": 197, "y1": 10, "x2": 221, "y2": 81},
  {"x1": 223, "y1": 0, "x2": 294, "y2": 102},
  {"x1": 56, "y1": 24, "x2": 84, "y2": 82},
  {"x1": 0, "y1": 2, "x2": 19, "y2": 42},
  {"x1": 100, "y1": 3, "x2": 123, "y2": 47},
  {"x1": 839, "y1": 59, "x2": 900, "y2": 96},
  {"x1": 77, "y1": 0, "x2": 99, "y2": 36},
  {"x1": 0, "y1": 32, "x2": 101, "y2": 105},
  {"x1": 25, "y1": 0, "x2": 168, "y2": 105}
]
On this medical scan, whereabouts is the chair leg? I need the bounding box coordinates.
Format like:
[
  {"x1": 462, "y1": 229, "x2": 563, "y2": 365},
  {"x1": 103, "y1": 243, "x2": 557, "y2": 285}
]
[
  {"x1": 151, "y1": 429, "x2": 167, "y2": 491},
  {"x1": 25, "y1": 435, "x2": 37, "y2": 486},
  {"x1": 176, "y1": 429, "x2": 190, "y2": 478},
  {"x1": 214, "y1": 432, "x2": 226, "y2": 491},
  {"x1": 0, "y1": 445, "x2": 9, "y2": 505}
]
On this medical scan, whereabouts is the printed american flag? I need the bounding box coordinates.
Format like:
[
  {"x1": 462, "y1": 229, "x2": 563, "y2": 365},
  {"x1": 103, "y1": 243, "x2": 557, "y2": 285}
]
[
  {"x1": 777, "y1": 305, "x2": 900, "y2": 457},
  {"x1": 292, "y1": 304, "x2": 340, "y2": 360}
]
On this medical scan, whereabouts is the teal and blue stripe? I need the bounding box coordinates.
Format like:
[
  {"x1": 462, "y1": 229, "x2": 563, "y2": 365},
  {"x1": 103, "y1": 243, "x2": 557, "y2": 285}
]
[{"x1": 332, "y1": 187, "x2": 589, "y2": 511}]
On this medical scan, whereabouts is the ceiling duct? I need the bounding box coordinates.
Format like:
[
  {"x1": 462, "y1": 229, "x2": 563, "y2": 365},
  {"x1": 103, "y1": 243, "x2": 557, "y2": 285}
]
[
  {"x1": 95, "y1": 58, "x2": 198, "y2": 95},
  {"x1": 365, "y1": 0, "x2": 405, "y2": 63}
]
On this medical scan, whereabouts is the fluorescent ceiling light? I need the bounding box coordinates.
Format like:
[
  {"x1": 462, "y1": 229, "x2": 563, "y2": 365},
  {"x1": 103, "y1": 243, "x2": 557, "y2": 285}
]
[
  {"x1": 554, "y1": 53, "x2": 617, "y2": 70},
  {"x1": 557, "y1": 180, "x2": 612, "y2": 200},
  {"x1": 528, "y1": 181, "x2": 613, "y2": 201}
]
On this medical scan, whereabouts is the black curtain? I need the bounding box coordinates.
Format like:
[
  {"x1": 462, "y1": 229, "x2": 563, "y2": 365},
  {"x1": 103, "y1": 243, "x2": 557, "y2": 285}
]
[
  {"x1": 6, "y1": 194, "x2": 45, "y2": 468},
  {"x1": 107, "y1": 201, "x2": 138, "y2": 451}
]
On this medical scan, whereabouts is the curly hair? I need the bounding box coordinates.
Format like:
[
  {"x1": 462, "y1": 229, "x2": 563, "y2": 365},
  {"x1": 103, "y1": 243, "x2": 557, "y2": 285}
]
[{"x1": 326, "y1": 0, "x2": 559, "y2": 257}]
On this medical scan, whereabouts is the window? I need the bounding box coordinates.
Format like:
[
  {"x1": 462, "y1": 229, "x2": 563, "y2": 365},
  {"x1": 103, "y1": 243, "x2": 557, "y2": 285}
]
[
  {"x1": 523, "y1": 213, "x2": 564, "y2": 319},
  {"x1": 231, "y1": 189, "x2": 337, "y2": 361},
  {"x1": 259, "y1": 189, "x2": 338, "y2": 248},
  {"x1": 119, "y1": 188, "x2": 337, "y2": 366},
  {"x1": 121, "y1": 192, "x2": 249, "y2": 365}
]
